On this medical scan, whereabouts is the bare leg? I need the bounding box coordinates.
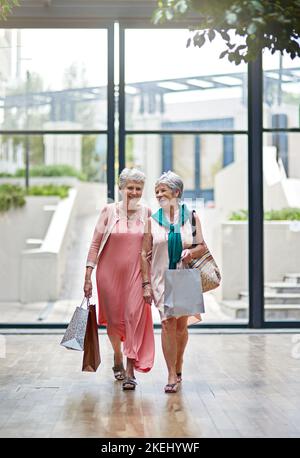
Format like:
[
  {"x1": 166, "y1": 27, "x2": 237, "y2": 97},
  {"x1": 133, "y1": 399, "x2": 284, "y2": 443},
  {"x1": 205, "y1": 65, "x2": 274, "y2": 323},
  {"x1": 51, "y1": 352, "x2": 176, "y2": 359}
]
[
  {"x1": 175, "y1": 317, "x2": 189, "y2": 381},
  {"x1": 125, "y1": 357, "x2": 135, "y2": 379},
  {"x1": 108, "y1": 334, "x2": 125, "y2": 380},
  {"x1": 108, "y1": 334, "x2": 123, "y2": 365},
  {"x1": 161, "y1": 317, "x2": 178, "y2": 386},
  {"x1": 122, "y1": 357, "x2": 137, "y2": 390}
]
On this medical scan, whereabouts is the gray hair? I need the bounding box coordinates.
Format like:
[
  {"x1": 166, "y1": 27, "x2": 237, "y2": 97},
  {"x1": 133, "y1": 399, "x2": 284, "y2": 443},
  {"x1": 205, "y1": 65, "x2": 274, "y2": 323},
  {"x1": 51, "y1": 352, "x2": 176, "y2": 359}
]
[
  {"x1": 155, "y1": 171, "x2": 184, "y2": 198},
  {"x1": 118, "y1": 168, "x2": 146, "y2": 189}
]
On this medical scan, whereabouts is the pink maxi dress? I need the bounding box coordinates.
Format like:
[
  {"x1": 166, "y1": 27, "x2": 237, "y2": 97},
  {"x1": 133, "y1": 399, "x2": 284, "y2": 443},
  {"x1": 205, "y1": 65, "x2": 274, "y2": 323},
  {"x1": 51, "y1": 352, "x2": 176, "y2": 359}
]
[{"x1": 95, "y1": 206, "x2": 154, "y2": 373}]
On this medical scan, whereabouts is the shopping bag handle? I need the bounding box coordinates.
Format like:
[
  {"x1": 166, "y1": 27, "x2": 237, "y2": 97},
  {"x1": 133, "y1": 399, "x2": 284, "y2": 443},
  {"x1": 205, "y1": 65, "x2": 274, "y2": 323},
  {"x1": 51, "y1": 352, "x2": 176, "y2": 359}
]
[{"x1": 79, "y1": 296, "x2": 90, "y2": 309}]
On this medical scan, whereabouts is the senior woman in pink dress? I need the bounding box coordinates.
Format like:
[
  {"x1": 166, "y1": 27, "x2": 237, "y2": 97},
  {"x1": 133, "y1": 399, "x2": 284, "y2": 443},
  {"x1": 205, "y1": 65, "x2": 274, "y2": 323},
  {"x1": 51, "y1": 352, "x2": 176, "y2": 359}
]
[
  {"x1": 141, "y1": 171, "x2": 205, "y2": 394},
  {"x1": 84, "y1": 168, "x2": 154, "y2": 390}
]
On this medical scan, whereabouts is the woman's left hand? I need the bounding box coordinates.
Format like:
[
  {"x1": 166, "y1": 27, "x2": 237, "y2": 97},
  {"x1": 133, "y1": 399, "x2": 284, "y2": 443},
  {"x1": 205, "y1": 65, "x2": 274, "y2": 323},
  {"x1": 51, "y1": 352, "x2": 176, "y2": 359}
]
[{"x1": 181, "y1": 249, "x2": 193, "y2": 265}]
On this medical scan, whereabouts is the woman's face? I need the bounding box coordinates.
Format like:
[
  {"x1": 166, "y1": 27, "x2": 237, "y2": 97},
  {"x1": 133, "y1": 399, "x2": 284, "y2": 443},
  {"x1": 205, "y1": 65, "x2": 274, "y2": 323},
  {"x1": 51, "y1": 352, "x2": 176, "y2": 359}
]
[
  {"x1": 155, "y1": 184, "x2": 179, "y2": 208},
  {"x1": 121, "y1": 180, "x2": 144, "y2": 206}
]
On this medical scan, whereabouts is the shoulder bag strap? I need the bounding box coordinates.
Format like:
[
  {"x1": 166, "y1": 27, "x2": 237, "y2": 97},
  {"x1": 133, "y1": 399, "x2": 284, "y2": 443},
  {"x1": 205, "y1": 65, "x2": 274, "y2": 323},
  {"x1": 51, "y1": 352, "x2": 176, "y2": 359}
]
[{"x1": 189, "y1": 210, "x2": 197, "y2": 248}]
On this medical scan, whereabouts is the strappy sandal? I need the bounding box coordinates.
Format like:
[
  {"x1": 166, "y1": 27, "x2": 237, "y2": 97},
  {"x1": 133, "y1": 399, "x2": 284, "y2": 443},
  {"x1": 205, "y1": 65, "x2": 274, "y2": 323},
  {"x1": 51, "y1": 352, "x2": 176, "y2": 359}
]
[
  {"x1": 164, "y1": 383, "x2": 178, "y2": 394},
  {"x1": 177, "y1": 372, "x2": 182, "y2": 383},
  {"x1": 112, "y1": 362, "x2": 125, "y2": 381},
  {"x1": 122, "y1": 377, "x2": 137, "y2": 391}
]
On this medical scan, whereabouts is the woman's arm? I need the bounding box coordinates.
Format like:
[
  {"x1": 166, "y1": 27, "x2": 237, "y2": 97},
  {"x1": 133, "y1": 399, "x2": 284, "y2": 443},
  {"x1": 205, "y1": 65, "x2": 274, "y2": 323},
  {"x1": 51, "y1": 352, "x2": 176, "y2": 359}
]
[
  {"x1": 84, "y1": 267, "x2": 93, "y2": 298},
  {"x1": 84, "y1": 205, "x2": 108, "y2": 296},
  {"x1": 86, "y1": 205, "x2": 108, "y2": 269},
  {"x1": 141, "y1": 217, "x2": 153, "y2": 303}
]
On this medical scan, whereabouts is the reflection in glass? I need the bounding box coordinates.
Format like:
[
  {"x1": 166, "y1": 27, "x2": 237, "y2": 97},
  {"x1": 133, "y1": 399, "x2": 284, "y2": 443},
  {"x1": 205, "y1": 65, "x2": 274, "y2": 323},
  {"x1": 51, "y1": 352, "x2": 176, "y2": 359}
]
[
  {"x1": 263, "y1": 133, "x2": 300, "y2": 321},
  {"x1": 0, "y1": 29, "x2": 107, "y2": 131},
  {"x1": 125, "y1": 29, "x2": 247, "y2": 131},
  {"x1": 125, "y1": 134, "x2": 249, "y2": 323},
  {"x1": 173, "y1": 136, "x2": 195, "y2": 189},
  {"x1": 263, "y1": 50, "x2": 300, "y2": 129},
  {"x1": 0, "y1": 135, "x2": 107, "y2": 324}
]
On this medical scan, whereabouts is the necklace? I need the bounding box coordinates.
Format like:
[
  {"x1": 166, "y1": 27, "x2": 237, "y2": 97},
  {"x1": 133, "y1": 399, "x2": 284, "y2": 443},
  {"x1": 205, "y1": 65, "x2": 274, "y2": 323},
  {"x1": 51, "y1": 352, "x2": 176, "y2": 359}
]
[{"x1": 127, "y1": 212, "x2": 136, "y2": 220}]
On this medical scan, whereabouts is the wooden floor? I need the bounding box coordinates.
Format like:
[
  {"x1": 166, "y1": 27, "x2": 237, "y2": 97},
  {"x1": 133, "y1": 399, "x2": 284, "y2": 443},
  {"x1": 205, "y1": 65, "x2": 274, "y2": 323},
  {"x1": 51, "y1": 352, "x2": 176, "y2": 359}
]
[{"x1": 1, "y1": 331, "x2": 300, "y2": 438}]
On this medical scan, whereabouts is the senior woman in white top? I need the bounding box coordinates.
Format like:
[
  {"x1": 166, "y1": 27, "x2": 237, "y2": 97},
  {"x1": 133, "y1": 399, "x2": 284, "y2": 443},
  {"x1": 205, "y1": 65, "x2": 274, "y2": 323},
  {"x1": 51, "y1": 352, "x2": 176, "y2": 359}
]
[{"x1": 141, "y1": 171, "x2": 205, "y2": 393}]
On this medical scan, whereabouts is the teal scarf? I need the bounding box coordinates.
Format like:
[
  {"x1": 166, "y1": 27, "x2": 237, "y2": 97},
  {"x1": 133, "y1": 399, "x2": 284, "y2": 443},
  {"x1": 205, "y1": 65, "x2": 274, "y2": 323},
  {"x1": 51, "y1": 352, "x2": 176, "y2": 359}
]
[{"x1": 152, "y1": 204, "x2": 190, "y2": 269}]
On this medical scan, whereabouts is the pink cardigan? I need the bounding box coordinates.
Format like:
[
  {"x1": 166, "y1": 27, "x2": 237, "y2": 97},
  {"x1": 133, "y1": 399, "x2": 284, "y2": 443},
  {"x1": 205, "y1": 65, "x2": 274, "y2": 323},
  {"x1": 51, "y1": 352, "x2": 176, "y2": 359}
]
[{"x1": 86, "y1": 202, "x2": 151, "y2": 268}]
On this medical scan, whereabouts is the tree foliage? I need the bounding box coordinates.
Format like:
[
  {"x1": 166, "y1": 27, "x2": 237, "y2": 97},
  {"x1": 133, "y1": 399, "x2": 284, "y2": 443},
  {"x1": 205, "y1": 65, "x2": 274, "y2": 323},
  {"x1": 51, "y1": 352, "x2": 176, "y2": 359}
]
[
  {"x1": 0, "y1": 0, "x2": 19, "y2": 21},
  {"x1": 0, "y1": 184, "x2": 25, "y2": 212},
  {"x1": 153, "y1": 1, "x2": 300, "y2": 64}
]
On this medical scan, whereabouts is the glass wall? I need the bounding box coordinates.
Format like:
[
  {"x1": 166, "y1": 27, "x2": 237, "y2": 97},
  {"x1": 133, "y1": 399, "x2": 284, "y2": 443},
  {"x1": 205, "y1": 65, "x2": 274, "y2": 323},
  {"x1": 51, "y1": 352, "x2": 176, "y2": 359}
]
[
  {"x1": 5, "y1": 25, "x2": 298, "y2": 327},
  {"x1": 263, "y1": 49, "x2": 300, "y2": 130},
  {"x1": 263, "y1": 131, "x2": 300, "y2": 322},
  {"x1": 0, "y1": 133, "x2": 107, "y2": 324},
  {"x1": 0, "y1": 28, "x2": 108, "y2": 325},
  {"x1": 123, "y1": 28, "x2": 249, "y2": 324},
  {"x1": 0, "y1": 29, "x2": 107, "y2": 131},
  {"x1": 125, "y1": 133, "x2": 249, "y2": 324},
  {"x1": 125, "y1": 29, "x2": 247, "y2": 132},
  {"x1": 263, "y1": 50, "x2": 300, "y2": 322}
]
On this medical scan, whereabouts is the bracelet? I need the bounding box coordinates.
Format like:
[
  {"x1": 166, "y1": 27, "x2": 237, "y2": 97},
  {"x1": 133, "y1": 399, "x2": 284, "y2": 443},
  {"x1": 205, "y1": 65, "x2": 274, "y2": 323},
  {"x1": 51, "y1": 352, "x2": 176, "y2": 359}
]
[{"x1": 142, "y1": 281, "x2": 150, "y2": 287}]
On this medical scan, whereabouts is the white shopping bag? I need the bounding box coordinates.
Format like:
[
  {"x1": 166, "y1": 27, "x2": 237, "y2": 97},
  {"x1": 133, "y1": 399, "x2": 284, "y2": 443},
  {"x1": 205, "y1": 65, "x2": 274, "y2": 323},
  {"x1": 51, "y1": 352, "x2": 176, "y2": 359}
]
[{"x1": 164, "y1": 269, "x2": 204, "y2": 318}]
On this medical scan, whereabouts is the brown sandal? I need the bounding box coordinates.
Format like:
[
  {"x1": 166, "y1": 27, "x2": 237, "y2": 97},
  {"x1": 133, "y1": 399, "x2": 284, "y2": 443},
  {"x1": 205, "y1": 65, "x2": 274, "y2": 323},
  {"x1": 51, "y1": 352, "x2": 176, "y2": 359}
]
[
  {"x1": 177, "y1": 372, "x2": 182, "y2": 383},
  {"x1": 122, "y1": 377, "x2": 137, "y2": 390},
  {"x1": 164, "y1": 383, "x2": 178, "y2": 394}
]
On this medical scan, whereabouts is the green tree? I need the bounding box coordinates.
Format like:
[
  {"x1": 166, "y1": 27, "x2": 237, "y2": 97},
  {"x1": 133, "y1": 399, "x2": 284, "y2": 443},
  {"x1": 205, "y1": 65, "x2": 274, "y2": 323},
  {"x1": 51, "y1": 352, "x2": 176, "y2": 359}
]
[
  {"x1": 0, "y1": 0, "x2": 19, "y2": 21},
  {"x1": 81, "y1": 134, "x2": 100, "y2": 182},
  {"x1": 153, "y1": 1, "x2": 300, "y2": 65}
]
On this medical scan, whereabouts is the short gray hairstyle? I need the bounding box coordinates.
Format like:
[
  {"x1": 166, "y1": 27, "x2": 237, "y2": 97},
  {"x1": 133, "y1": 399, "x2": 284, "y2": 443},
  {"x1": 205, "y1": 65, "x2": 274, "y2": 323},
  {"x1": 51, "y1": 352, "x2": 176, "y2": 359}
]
[
  {"x1": 119, "y1": 167, "x2": 146, "y2": 189},
  {"x1": 155, "y1": 171, "x2": 184, "y2": 198}
]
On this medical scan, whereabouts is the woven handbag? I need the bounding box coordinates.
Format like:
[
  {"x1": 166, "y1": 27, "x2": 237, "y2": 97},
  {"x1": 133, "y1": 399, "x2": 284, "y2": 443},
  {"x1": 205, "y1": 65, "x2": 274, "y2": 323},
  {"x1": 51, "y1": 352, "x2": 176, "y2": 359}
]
[{"x1": 188, "y1": 210, "x2": 221, "y2": 292}]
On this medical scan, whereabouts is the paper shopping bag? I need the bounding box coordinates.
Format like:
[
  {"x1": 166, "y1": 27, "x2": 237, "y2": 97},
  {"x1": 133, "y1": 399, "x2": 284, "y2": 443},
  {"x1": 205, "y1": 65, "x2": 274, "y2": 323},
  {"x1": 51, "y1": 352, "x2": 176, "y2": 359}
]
[
  {"x1": 164, "y1": 268, "x2": 204, "y2": 318},
  {"x1": 82, "y1": 303, "x2": 101, "y2": 372},
  {"x1": 60, "y1": 297, "x2": 89, "y2": 351}
]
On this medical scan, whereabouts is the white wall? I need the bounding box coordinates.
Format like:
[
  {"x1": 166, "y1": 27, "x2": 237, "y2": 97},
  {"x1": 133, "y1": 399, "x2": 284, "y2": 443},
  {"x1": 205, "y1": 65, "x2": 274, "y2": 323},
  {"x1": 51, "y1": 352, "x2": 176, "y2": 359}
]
[
  {"x1": 0, "y1": 196, "x2": 59, "y2": 302},
  {"x1": 221, "y1": 221, "x2": 300, "y2": 300},
  {"x1": 20, "y1": 188, "x2": 78, "y2": 302},
  {"x1": 215, "y1": 159, "x2": 246, "y2": 221},
  {"x1": 214, "y1": 146, "x2": 300, "y2": 222},
  {"x1": 0, "y1": 186, "x2": 78, "y2": 303}
]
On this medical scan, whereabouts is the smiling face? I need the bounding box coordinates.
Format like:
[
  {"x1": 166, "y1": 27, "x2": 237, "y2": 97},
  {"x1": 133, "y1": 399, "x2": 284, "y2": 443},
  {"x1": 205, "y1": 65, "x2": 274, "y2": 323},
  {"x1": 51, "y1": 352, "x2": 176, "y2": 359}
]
[
  {"x1": 155, "y1": 183, "x2": 179, "y2": 208},
  {"x1": 121, "y1": 180, "x2": 144, "y2": 207}
]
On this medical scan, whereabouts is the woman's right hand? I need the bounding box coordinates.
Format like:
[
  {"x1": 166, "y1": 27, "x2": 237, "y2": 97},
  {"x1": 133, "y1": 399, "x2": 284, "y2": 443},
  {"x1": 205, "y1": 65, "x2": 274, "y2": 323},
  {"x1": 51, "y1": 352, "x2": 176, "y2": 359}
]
[
  {"x1": 143, "y1": 284, "x2": 153, "y2": 304},
  {"x1": 84, "y1": 278, "x2": 93, "y2": 298}
]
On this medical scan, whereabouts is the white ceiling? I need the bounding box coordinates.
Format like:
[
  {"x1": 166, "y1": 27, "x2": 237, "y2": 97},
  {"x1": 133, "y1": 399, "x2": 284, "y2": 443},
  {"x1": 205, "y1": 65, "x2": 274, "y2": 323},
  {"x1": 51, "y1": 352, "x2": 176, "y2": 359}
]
[
  {"x1": 1, "y1": 1, "x2": 200, "y2": 29},
  {"x1": 1, "y1": 0, "x2": 164, "y2": 26}
]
